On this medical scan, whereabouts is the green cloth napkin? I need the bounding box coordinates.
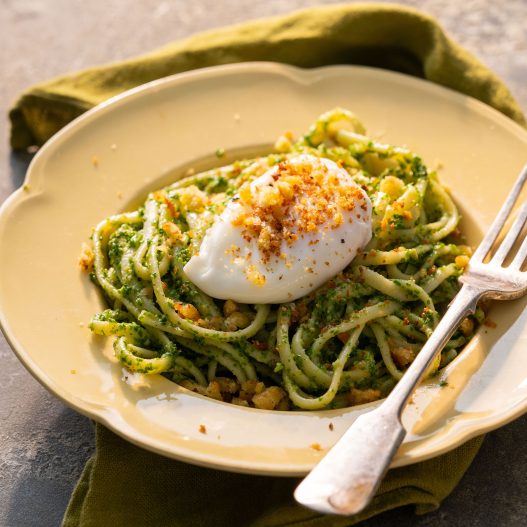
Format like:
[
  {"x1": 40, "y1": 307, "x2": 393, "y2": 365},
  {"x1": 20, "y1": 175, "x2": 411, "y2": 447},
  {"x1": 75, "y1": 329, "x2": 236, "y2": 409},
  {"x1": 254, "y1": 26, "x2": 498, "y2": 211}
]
[
  {"x1": 62, "y1": 425, "x2": 483, "y2": 527},
  {"x1": 9, "y1": 3, "x2": 524, "y2": 527},
  {"x1": 9, "y1": 2, "x2": 525, "y2": 149}
]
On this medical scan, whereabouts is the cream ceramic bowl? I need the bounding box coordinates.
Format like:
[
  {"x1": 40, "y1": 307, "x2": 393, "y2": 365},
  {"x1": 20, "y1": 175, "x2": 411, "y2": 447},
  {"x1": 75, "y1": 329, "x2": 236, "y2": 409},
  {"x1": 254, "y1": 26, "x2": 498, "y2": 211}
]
[{"x1": 1, "y1": 63, "x2": 527, "y2": 476}]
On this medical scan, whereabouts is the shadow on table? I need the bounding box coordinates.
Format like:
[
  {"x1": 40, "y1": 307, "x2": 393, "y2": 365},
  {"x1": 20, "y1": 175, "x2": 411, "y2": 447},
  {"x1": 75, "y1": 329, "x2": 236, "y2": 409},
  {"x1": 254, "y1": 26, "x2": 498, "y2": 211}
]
[
  {"x1": 9, "y1": 150, "x2": 34, "y2": 189},
  {"x1": 3, "y1": 397, "x2": 527, "y2": 527},
  {"x1": 4, "y1": 407, "x2": 94, "y2": 527}
]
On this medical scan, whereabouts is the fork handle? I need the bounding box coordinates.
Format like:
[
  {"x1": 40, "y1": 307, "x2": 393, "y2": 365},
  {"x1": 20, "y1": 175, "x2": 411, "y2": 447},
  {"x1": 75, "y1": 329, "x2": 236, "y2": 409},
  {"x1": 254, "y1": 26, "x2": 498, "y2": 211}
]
[{"x1": 294, "y1": 284, "x2": 483, "y2": 515}]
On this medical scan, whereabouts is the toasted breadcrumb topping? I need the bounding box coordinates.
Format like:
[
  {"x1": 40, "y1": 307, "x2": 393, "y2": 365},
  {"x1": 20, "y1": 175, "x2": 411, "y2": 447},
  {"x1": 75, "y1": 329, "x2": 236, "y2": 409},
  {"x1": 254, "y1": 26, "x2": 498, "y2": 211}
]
[
  {"x1": 231, "y1": 158, "x2": 367, "y2": 263},
  {"x1": 181, "y1": 378, "x2": 289, "y2": 410},
  {"x1": 79, "y1": 243, "x2": 95, "y2": 271},
  {"x1": 347, "y1": 388, "x2": 382, "y2": 406}
]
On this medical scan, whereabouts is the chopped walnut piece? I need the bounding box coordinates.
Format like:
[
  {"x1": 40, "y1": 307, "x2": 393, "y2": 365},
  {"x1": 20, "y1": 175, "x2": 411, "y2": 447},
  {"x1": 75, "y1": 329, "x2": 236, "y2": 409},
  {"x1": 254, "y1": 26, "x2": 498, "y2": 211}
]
[
  {"x1": 231, "y1": 397, "x2": 250, "y2": 407},
  {"x1": 275, "y1": 397, "x2": 290, "y2": 411},
  {"x1": 391, "y1": 345, "x2": 415, "y2": 369},
  {"x1": 240, "y1": 380, "x2": 265, "y2": 395},
  {"x1": 195, "y1": 316, "x2": 222, "y2": 330},
  {"x1": 347, "y1": 388, "x2": 382, "y2": 406},
  {"x1": 205, "y1": 381, "x2": 223, "y2": 401},
  {"x1": 239, "y1": 380, "x2": 266, "y2": 402},
  {"x1": 252, "y1": 386, "x2": 287, "y2": 410},
  {"x1": 223, "y1": 299, "x2": 239, "y2": 316},
  {"x1": 224, "y1": 311, "x2": 251, "y2": 330},
  {"x1": 214, "y1": 377, "x2": 239, "y2": 394},
  {"x1": 179, "y1": 380, "x2": 207, "y2": 396}
]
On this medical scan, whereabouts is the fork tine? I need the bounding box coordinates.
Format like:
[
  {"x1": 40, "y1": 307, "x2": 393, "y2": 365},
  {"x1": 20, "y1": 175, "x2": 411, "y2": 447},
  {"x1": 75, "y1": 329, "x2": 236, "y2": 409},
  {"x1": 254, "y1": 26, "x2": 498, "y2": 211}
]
[
  {"x1": 472, "y1": 164, "x2": 527, "y2": 262},
  {"x1": 510, "y1": 228, "x2": 527, "y2": 270},
  {"x1": 492, "y1": 200, "x2": 527, "y2": 265}
]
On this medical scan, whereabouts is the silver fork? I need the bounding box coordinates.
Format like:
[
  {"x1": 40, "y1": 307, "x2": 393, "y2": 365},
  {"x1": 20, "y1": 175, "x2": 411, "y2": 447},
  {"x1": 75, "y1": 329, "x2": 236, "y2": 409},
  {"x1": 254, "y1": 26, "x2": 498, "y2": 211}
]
[{"x1": 295, "y1": 164, "x2": 527, "y2": 516}]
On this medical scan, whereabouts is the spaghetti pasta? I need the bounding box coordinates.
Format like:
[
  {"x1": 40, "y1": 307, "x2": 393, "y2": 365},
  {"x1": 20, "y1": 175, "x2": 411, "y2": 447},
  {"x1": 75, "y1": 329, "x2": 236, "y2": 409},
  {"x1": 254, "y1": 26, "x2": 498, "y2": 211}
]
[{"x1": 85, "y1": 108, "x2": 480, "y2": 410}]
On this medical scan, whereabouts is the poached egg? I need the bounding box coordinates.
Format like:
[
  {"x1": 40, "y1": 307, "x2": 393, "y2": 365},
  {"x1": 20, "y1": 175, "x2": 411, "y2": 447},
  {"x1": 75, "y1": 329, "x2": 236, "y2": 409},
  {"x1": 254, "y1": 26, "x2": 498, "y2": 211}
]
[{"x1": 183, "y1": 154, "x2": 372, "y2": 304}]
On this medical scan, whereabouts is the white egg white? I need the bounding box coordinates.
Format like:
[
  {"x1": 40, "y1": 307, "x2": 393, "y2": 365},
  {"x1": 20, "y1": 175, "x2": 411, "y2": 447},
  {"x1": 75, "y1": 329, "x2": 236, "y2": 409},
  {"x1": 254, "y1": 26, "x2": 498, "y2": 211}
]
[{"x1": 183, "y1": 155, "x2": 372, "y2": 304}]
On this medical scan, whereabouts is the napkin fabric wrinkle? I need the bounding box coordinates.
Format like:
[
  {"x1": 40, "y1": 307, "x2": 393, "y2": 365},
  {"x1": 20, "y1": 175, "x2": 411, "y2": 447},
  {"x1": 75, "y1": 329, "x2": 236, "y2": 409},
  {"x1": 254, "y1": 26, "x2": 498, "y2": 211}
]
[
  {"x1": 10, "y1": 3, "x2": 524, "y2": 527},
  {"x1": 10, "y1": 3, "x2": 525, "y2": 149},
  {"x1": 62, "y1": 425, "x2": 483, "y2": 527}
]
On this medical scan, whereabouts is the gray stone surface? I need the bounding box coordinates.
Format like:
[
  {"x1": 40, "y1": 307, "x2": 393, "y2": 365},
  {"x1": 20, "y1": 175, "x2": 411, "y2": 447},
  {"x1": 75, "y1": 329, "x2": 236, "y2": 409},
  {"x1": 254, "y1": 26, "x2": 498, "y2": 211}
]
[{"x1": 1, "y1": 1, "x2": 526, "y2": 526}]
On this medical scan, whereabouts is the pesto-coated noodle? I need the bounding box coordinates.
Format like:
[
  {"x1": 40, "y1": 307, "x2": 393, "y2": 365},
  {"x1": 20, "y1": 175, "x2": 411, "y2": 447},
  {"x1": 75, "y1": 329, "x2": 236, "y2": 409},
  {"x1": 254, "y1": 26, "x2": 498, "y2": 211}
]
[{"x1": 85, "y1": 108, "x2": 481, "y2": 410}]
